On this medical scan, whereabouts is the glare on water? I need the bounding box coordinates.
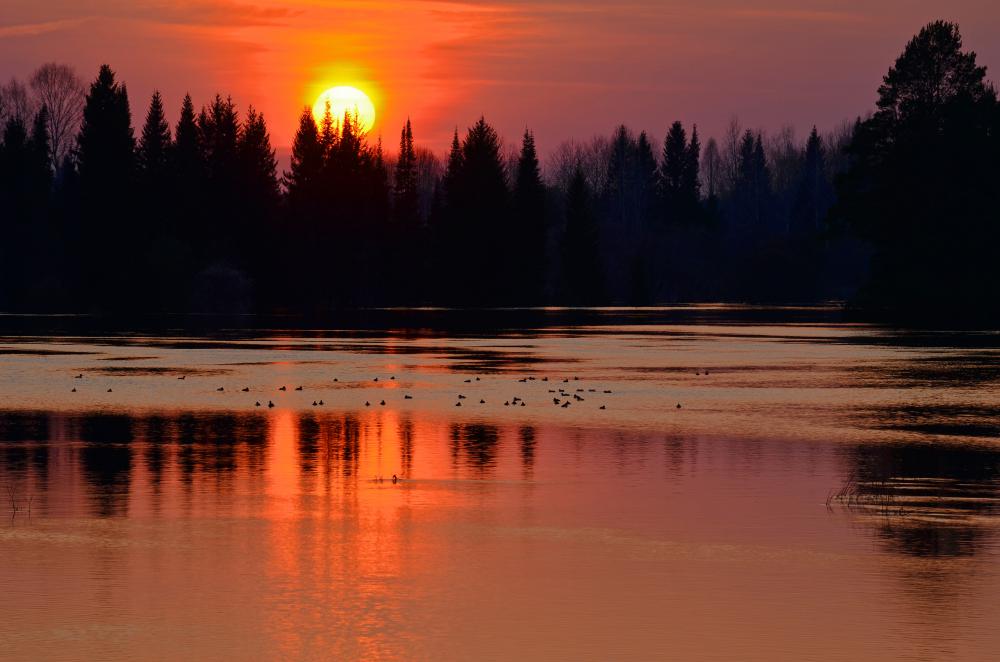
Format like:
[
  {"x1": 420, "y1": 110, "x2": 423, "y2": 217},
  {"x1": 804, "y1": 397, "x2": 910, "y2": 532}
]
[{"x1": 1, "y1": 310, "x2": 999, "y2": 660}]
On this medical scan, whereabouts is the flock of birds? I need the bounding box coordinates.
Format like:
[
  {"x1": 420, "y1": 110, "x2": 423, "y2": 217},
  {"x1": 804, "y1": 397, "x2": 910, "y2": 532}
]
[{"x1": 69, "y1": 371, "x2": 691, "y2": 411}]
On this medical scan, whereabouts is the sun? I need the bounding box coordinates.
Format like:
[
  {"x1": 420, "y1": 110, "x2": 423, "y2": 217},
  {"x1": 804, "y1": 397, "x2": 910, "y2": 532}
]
[{"x1": 313, "y1": 86, "x2": 376, "y2": 135}]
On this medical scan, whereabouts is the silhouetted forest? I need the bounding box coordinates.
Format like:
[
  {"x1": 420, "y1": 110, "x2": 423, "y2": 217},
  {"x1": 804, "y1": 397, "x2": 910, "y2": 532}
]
[{"x1": 1, "y1": 21, "x2": 996, "y2": 319}]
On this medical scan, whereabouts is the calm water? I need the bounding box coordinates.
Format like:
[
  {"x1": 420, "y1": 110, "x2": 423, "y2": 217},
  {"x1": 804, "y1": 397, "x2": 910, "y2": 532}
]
[{"x1": 1, "y1": 308, "x2": 999, "y2": 660}]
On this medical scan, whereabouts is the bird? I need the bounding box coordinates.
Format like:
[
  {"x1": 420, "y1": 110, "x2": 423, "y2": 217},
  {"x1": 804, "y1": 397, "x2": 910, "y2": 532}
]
[
  {"x1": 71, "y1": 388, "x2": 76, "y2": 392},
  {"x1": 312, "y1": 401, "x2": 318, "y2": 406},
  {"x1": 74, "y1": 374, "x2": 83, "y2": 379},
  {"x1": 217, "y1": 387, "x2": 224, "y2": 392},
  {"x1": 676, "y1": 403, "x2": 682, "y2": 409},
  {"x1": 380, "y1": 400, "x2": 386, "y2": 406},
  {"x1": 574, "y1": 394, "x2": 584, "y2": 401},
  {"x1": 455, "y1": 401, "x2": 462, "y2": 407},
  {"x1": 268, "y1": 401, "x2": 274, "y2": 408},
  {"x1": 458, "y1": 394, "x2": 466, "y2": 400},
  {"x1": 333, "y1": 378, "x2": 338, "y2": 382},
  {"x1": 475, "y1": 377, "x2": 481, "y2": 381},
  {"x1": 241, "y1": 387, "x2": 249, "y2": 392},
  {"x1": 390, "y1": 376, "x2": 396, "y2": 380},
  {"x1": 600, "y1": 405, "x2": 606, "y2": 410},
  {"x1": 541, "y1": 377, "x2": 548, "y2": 382},
  {"x1": 603, "y1": 390, "x2": 613, "y2": 394},
  {"x1": 279, "y1": 386, "x2": 286, "y2": 391},
  {"x1": 365, "y1": 401, "x2": 371, "y2": 407},
  {"x1": 318, "y1": 400, "x2": 324, "y2": 405},
  {"x1": 295, "y1": 386, "x2": 303, "y2": 391},
  {"x1": 520, "y1": 401, "x2": 526, "y2": 407},
  {"x1": 178, "y1": 375, "x2": 185, "y2": 380},
  {"x1": 464, "y1": 379, "x2": 472, "y2": 383},
  {"x1": 404, "y1": 394, "x2": 413, "y2": 400},
  {"x1": 392, "y1": 474, "x2": 398, "y2": 484},
  {"x1": 255, "y1": 401, "x2": 261, "y2": 407},
  {"x1": 107, "y1": 388, "x2": 112, "y2": 393},
  {"x1": 553, "y1": 398, "x2": 561, "y2": 405},
  {"x1": 373, "y1": 377, "x2": 379, "y2": 382},
  {"x1": 480, "y1": 399, "x2": 486, "y2": 404},
  {"x1": 504, "y1": 401, "x2": 510, "y2": 406},
  {"x1": 561, "y1": 402, "x2": 570, "y2": 408}
]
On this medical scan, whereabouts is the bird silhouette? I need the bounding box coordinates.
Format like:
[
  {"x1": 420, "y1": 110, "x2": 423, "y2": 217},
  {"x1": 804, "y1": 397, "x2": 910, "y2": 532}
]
[
  {"x1": 295, "y1": 386, "x2": 303, "y2": 391},
  {"x1": 241, "y1": 387, "x2": 249, "y2": 392},
  {"x1": 279, "y1": 386, "x2": 286, "y2": 391},
  {"x1": 268, "y1": 401, "x2": 275, "y2": 408}
]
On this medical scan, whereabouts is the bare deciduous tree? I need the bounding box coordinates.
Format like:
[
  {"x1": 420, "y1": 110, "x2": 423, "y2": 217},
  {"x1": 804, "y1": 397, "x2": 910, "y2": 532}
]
[
  {"x1": 0, "y1": 77, "x2": 37, "y2": 127},
  {"x1": 30, "y1": 63, "x2": 85, "y2": 164}
]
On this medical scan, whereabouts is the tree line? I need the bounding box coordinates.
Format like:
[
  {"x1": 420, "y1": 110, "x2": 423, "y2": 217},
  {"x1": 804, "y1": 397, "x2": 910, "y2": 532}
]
[{"x1": 1, "y1": 21, "x2": 997, "y2": 319}]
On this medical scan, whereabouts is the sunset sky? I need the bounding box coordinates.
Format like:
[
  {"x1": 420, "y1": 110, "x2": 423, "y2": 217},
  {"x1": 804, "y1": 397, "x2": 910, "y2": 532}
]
[{"x1": 3, "y1": 0, "x2": 999, "y2": 159}]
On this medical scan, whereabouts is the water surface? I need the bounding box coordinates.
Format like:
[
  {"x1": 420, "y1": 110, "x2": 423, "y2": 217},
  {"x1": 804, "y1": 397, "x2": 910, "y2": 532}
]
[{"x1": 1, "y1": 308, "x2": 999, "y2": 660}]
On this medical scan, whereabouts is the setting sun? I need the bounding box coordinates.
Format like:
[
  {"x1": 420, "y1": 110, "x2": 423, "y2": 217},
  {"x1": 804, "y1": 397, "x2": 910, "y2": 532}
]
[{"x1": 313, "y1": 86, "x2": 376, "y2": 134}]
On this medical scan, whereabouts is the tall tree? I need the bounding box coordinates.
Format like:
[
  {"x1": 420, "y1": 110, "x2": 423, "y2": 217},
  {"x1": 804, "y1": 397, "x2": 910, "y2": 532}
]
[
  {"x1": 513, "y1": 129, "x2": 547, "y2": 301},
  {"x1": 562, "y1": 166, "x2": 602, "y2": 305},
  {"x1": 76, "y1": 64, "x2": 136, "y2": 310},
  {"x1": 29, "y1": 63, "x2": 85, "y2": 165},
  {"x1": 137, "y1": 91, "x2": 171, "y2": 180},
  {"x1": 393, "y1": 118, "x2": 418, "y2": 227},
  {"x1": 834, "y1": 20, "x2": 1000, "y2": 318}
]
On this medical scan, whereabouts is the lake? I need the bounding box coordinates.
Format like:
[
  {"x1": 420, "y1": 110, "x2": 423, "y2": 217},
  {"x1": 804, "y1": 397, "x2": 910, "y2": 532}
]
[{"x1": 1, "y1": 307, "x2": 998, "y2": 660}]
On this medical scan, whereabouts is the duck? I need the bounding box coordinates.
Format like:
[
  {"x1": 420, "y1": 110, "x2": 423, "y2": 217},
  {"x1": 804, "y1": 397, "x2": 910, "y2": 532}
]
[
  {"x1": 390, "y1": 376, "x2": 396, "y2": 380},
  {"x1": 520, "y1": 401, "x2": 526, "y2": 407},
  {"x1": 295, "y1": 386, "x2": 303, "y2": 391},
  {"x1": 365, "y1": 401, "x2": 371, "y2": 407},
  {"x1": 380, "y1": 400, "x2": 386, "y2": 406},
  {"x1": 561, "y1": 402, "x2": 570, "y2": 408},
  {"x1": 464, "y1": 379, "x2": 472, "y2": 383},
  {"x1": 177, "y1": 375, "x2": 185, "y2": 380},
  {"x1": 392, "y1": 474, "x2": 398, "y2": 484},
  {"x1": 255, "y1": 401, "x2": 261, "y2": 407},
  {"x1": 74, "y1": 374, "x2": 83, "y2": 379},
  {"x1": 71, "y1": 388, "x2": 77, "y2": 392},
  {"x1": 457, "y1": 394, "x2": 466, "y2": 400},
  {"x1": 480, "y1": 399, "x2": 486, "y2": 404},
  {"x1": 475, "y1": 377, "x2": 481, "y2": 381},
  {"x1": 107, "y1": 388, "x2": 113, "y2": 393},
  {"x1": 455, "y1": 401, "x2": 462, "y2": 407},
  {"x1": 676, "y1": 403, "x2": 682, "y2": 409},
  {"x1": 279, "y1": 386, "x2": 286, "y2": 391},
  {"x1": 600, "y1": 405, "x2": 606, "y2": 410},
  {"x1": 553, "y1": 398, "x2": 561, "y2": 405},
  {"x1": 268, "y1": 401, "x2": 275, "y2": 408},
  {"x1": 318, "y1": 400, "x2": 324, "y2": 405},
  {"x1": 373, "y1": 377, "x2": 379, "y2": 382},
  {"x1": 241, "y1": 387, "x2": 249, "y2": 392},
  {"x1": 217, "y1": 387, "x2": 224, "y2": 392},
  {"x1": 404, "y1": 394, "x2": 413, "y2": 400},
  {"x1": 312, "y1": 401, "x2": 318, "y2": 406},
  {"x1": 333, "y1": 378, "x2": 338, "y2": 382}
]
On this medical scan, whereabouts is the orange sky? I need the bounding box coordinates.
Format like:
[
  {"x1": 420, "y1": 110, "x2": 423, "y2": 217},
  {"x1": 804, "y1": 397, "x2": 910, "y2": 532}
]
[{"x1": 3, "y1": 1, "x2": 1000, "y2": 159}]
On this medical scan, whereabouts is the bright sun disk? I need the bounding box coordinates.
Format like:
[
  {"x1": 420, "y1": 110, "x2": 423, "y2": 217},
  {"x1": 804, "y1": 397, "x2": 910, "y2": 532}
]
[{"x1": 313, "y1": 86, "x2": 376, "y2": 135}]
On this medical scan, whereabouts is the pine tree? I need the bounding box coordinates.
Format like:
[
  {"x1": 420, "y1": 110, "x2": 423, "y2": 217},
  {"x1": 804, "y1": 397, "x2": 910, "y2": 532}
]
[
  {"x1": 137, "y1": 91, "x2": 171, "y2": 179},
  {"x1": 563, "y1": 166, "x2": 602, "y2": 305},
  {"x1": 514, "y1": 129, "x2": 547, "y2": 300},
  {"x1": 77, "y1": 64, "x2": 135, "y2": 191},
  {"x1": 792, "y1": 127, "x2": 830, "y2": 234},
  {"x1": 659, "y1": 121, "x2": 688, "y2": 222},
  {"x1": 284, "y1": 108, "x2": 324, "y2": 205},
  {"x1": 393, "y1": 119, "x2": 418, "y2": 226}
]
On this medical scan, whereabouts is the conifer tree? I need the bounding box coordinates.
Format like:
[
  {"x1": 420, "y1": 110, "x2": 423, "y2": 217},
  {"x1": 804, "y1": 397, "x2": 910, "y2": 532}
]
[
  {"x1": 393, "y1": 118, "x2": 418, "y2": 226},
  {"x1": 563, "y1": 166, "x2": 602, "y2": 305},
  {"x1": 138, "y1": 91, "x2": 171, "y2": 179},
  {"x1": 514, "y1": 129, "x2": 547, "y2": 300}
]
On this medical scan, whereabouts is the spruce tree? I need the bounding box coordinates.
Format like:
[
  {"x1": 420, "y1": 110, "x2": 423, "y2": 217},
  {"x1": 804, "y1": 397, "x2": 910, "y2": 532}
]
[
  {"x1": 562, "y1": 166, "x2": 602, "y2": 305},
  {"x1": 138, "y1": 91, "x2": 171, "y2": 179},
  {"x1": 393, "y1": 118, "x2": 418, "y2": 227},
  {"x1": 513, "y1": 129, "x2": 547, "y2": 301}
]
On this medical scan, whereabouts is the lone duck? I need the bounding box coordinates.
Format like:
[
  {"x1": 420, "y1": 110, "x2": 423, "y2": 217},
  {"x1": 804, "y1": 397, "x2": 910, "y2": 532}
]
[
  {"x1": 242, "y1": 387, "x2": 249, "y2": 392},
  {"x1": 404, "y1": 394, "x2": 413, "y2": 400},
  {"x1": 107, "y1": 388, "x2": 113, "y2": 393},
  {"x1": 71, "y1": 387, "x2": 77, "y2": 392},
  {"x1": 373, "y1": 377, "x2": 379, "y2": 382},
  {"x1": 217, "y1": 387, "x2": 224, "y2": 392},
  {"x1": 480, "y1": 399, "x2": 486, "y2": 404}
]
